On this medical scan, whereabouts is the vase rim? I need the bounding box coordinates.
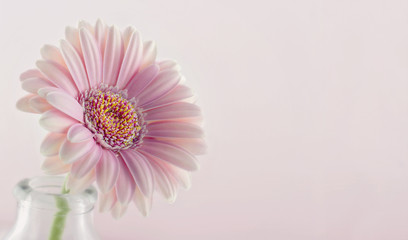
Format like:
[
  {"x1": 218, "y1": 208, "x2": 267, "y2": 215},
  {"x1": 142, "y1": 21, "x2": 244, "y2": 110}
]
[{"x1": 14, "y1": 176, "x2": 98, "y2": 214}]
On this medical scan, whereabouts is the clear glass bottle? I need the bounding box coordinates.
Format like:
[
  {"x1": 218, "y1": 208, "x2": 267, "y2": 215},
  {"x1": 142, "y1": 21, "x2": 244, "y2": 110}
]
[{"x1": 3, "y1": 176, "x2": 100, "y2": 240}]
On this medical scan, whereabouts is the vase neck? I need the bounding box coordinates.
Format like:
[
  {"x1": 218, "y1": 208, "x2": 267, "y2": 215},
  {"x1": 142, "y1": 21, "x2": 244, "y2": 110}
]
[{"x1": 3, "y1": 176, "x2": 100, "y2": 240}]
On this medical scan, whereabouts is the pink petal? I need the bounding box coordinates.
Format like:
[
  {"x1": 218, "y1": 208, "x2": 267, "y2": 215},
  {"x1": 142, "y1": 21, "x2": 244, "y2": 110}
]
[
  {"x1": 126, "y1": 64, "x2": 159, "y2": 98},
  {"x1": 158, "y1": 59, "x2": 181, "y2": 71},
  {"x1": 136, "y1": 69, "x2": 181, "y2": 106},
  {"x1": 140, "y1": 41, "x2": 156, "y2": 70},
  {"x1": 65, "y1": 26, "x2": 81, "y2": 55},
  {"x1": 133, "y1": 185, "x2": 152, "y2": 217},
  {"x1": 157, "y1": 160, "x2": 192, "y2": 189},
  {"x1": 120, "y1": 150, "x2": 153, "y2": 197},
  {"x1": 122, "y1": 26, "x2": 136, "y2": 50},
  {"x1": 67, "y1": 169, "x2": 95, "y2": 194},
  {"x1": 60, "y1": 40, "x2": 89, "y2": 92},
  {"x1": 79, "y1": 28, "x2": 102, "y2": 88},
  {"x1": 40, "y1": 44, "x2": 67, "y2": 68},
  {"x1": 41, "y1": 156, "x2": 71, "y2": 175},
  {"x1": 144, "y1": 102, "x2": 202, "y2": 122},
  {"x1": 115, "y1": 155, "x2": 136, "y2": 205},
  {"x1": 36, "y1": 60, "x2": 78, "y2": 97},
  {"x1": 116, "y1": 30, "x2": 143, "y2": 89},
  {"x1": 71, "y1": 144, "x2": 102, "y2": 178},
  {"x1": 39, "y1": 109, "x2": 78, "y2": 133},
  {"x1": 103, "y1": 26, "x2": 124, "y2": 86},
  {"x1": 165, "y1": 138, "x2": 207, "y2": 155},
  {"x1": 95, "y1": 19, "x2": 107, "y2": 58},
  {"x1": 21, "y1": 77, "x2": 55, "y2": 94},
  {"x1": 140, "y1": 139, "x2": 199, "y2": 171},
  {"x1": 144, "y1": 153, "x2": 177, "y2": 202},
  {"x1": 96, "y1": 149, "x2": 119, "y2": 193},
  {"x1": 146, "y1": 121, "x2": 203, "y2": 139},
  {"x1": 59, "y1": 138, "x2": 95, "y2": 163},
  {"x1": 20, "y1": 69, "x2": 45, "y2": 81},
  {"x1": 78, "y1": 20, "x2": 94, "y2": 34},
  {"x1": 143, "y1": 85, "x2": 194, "y2": 110},
  {"x1": 40, "y1": 132, "x2": 66, "y2": 157},
  {"x1": 37, "y1": 87, "x2": 64, "y2": 98},
  {"x1": 99, "y1": 187, "x2": 117, "y2": 212},
  {"x1": 37, "y1": 87, "x2": 59, "y2": 98},
  {"x1": 46, "y1": 91, "x2": 84, "y2": 122},
  {"x1": 67, "y1": 123, "x2": 94, "y2": 143},
  {"x1": 16, "y1": 95, "x2": 39, "y2": 113},
  {"x1": 111, "y1": 201, "x2": 128, "y2": 219}
]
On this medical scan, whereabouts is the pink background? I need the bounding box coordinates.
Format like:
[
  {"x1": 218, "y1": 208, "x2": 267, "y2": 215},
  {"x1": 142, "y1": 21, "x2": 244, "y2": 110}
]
[{"x1": 1, "y1": 0, "x2": 408, "y2": 239}]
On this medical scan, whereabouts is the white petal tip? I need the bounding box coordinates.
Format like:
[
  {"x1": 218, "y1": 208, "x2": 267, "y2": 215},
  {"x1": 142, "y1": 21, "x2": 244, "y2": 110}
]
[
  {"x1": 141, "y1": 210, "x2": 149, "y2": 217},
  {"x1": 183, "y1": 183, "x2": 192, "y2": 190},
  {"x1": 167, "y1": 195, "x2": 177, "y2": 204},
  {"x1": 16, "y1": 99, "x2": 38, "y2": 113}
]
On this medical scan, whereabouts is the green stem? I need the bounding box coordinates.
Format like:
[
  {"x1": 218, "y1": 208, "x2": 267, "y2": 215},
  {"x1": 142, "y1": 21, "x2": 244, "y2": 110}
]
[{"x1": 48, "y1": 176, "x2": 70, "y2": 240}]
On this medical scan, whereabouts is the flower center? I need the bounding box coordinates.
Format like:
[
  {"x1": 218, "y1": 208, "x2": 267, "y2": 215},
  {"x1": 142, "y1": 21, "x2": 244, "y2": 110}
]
[{"x1": 79, "y1": 87, "x2": 144, "y2": 150}]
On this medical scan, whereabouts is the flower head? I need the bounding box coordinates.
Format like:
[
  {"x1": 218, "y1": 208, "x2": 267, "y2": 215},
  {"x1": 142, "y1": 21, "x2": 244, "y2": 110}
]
[{"x1": 17, "y1": 20, "x2": 206, "y2": 218}]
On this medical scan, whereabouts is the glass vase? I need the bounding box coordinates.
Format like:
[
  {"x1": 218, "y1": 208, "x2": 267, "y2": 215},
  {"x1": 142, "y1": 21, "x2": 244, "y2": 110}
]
[{"x1": 2, "y1": 176, "x2": 100, "y2": 240}]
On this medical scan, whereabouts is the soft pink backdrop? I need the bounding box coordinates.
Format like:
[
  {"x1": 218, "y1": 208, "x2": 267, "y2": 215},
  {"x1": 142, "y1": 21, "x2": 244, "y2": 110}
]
[{"x1": 1, "y1": 0, "x2": 408, "y2": 239}]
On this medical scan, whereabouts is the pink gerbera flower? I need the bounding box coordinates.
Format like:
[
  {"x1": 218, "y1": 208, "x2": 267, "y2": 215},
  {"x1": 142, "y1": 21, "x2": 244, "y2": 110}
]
[{"x1": 17, "y1": 20, "x2": 206, "y2": 218}]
